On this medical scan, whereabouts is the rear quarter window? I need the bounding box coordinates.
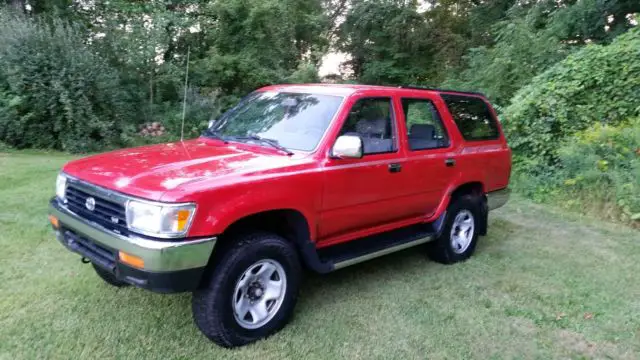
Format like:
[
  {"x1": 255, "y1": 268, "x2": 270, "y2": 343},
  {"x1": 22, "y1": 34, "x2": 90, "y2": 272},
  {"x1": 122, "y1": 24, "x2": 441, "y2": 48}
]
[{"x1": 441, "y1": 94, "x2": 500, "y2": 141}]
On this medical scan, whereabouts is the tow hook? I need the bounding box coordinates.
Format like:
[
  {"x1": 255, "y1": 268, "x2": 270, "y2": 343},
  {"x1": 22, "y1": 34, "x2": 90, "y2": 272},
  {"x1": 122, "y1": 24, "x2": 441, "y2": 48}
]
[{"x1": 81, "y1": 257, "x2": 91, "y2": 264}]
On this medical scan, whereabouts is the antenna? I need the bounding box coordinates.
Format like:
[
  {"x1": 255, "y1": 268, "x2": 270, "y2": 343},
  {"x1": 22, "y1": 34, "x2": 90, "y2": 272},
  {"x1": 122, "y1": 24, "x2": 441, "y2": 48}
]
[{"x1": 180, "y1": 46, "x2": 191, "y2": 142}]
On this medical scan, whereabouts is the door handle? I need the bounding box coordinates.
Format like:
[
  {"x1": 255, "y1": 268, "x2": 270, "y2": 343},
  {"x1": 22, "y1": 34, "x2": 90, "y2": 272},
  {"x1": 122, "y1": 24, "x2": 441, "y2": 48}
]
[
  {"x1": 388, "y1": 163, "x2": 402, "y2": 173},
  {"x1": 445, "y1": 158, "x2": 456, "y2": 167}
]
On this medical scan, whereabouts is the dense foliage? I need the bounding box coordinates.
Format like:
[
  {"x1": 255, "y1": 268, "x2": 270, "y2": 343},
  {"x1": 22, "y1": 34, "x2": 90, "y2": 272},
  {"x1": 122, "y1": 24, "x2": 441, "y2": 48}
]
[
  {"x1": 0, "y1": 15, "x2": 136, "y2": 152},
  {"x1": 337, "y1": 0, "x2": 432, "y2": 85},
  {"x1": 442, "y1": 16, "x2": 569, "y2": 107},
  {"x1": 516, "y1": 119, "x2": 640, "y2": 222},
  {"x1": 504, "y1": 27, "x2": 640, "y2": 171},
  {"x1": 193, "y1": 0, "x2": 326, "y2": 100},
  {"x1": 0, "y1": 0, "x2": 638, "y2": 224}
]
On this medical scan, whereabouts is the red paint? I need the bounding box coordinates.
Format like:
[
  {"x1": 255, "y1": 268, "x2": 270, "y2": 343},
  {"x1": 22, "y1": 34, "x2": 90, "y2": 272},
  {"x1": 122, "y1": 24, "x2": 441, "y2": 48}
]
[{"x1": 62, "y1": 84, "x2": 511, "y2": 245}]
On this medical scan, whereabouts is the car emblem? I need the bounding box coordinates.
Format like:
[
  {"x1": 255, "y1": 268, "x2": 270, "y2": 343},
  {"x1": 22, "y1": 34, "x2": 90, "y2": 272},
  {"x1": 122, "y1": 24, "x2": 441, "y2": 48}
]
[{"x1": 85, "y1": 197, "x2": 96, "y2": 211}]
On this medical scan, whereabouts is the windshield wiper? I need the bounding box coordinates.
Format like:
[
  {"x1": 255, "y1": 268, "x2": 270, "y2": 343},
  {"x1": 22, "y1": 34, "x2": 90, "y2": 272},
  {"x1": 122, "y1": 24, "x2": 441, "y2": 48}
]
[
  {"x1": 236, "y1": 135, "x2": 294, "y2": 156},
  {"x1": 202, "y1": 128, "x2": 228, "y2": 143}
]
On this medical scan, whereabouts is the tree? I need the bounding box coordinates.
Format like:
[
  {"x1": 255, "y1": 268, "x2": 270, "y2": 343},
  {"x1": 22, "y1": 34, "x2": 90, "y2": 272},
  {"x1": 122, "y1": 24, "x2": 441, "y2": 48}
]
[
  {"x1": 0, "y1": 14, "x2": 135, "y2": 152},
  {"x1": 194, "y1": 0, "x2": 328, "y2": 100},
  {"x1": 441, "y1": 0, "x2": 639, "y2": 105},
  {"x1": 548, "y1": 0, "x2": 640, "y2": 44},
  {"x1": 337, "y1": 0, "x2": 433, "y2": 85},
  {"x1": 443, "y1": 16, "x2": 568, "y2": 106}
]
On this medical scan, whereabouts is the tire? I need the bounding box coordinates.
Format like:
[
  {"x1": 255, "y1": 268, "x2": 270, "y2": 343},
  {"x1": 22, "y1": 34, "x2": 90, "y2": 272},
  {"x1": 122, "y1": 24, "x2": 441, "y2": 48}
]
[
  {"x1": 192, "y1": 232, "x2": 301, "y2": 348},
  {"x1": 92, "y1": 263, "x2": 129, "y2": 287},
  {"x1": 427, "y1": 194, "x2": 482, "y2": 264}
]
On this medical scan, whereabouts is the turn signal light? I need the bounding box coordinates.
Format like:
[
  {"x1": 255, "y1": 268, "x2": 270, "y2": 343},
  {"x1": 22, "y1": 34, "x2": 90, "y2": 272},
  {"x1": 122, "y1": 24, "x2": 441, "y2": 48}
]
[
  {"x1": 49, "y1": 215, "x2": 59, "y2": 229},
  {"x1": 176, "y1": 209, "x2": 191, "y2": 232},
  {"x1": 119, "y1": 251, "x2": 144, "y2": 269}
]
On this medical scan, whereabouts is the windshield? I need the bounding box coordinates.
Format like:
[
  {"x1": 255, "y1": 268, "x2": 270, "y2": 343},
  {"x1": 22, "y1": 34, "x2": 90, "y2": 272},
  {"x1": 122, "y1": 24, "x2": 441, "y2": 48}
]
[{"x1": 204, "y1": 91, "x2": 344, "y2": 151}]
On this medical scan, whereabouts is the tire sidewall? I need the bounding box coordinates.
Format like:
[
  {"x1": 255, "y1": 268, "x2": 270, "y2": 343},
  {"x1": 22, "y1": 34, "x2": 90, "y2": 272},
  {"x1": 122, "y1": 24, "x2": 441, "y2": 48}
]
[
  {"x1": 441, "y1": 196, "x2": 481, "y2": 261},
  {"x1": 195, "y1": 233, "x2": 301, "y2": 345}
]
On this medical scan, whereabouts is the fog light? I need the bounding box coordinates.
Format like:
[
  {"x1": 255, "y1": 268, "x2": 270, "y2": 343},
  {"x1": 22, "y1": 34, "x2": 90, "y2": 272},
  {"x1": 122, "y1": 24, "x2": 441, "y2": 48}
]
[
  {"x1": 49, "y1": 215, "x2": 59, "y2": 228},
  {"x1": 119, "y1": 251, "x2": 144, "y2": 269}
]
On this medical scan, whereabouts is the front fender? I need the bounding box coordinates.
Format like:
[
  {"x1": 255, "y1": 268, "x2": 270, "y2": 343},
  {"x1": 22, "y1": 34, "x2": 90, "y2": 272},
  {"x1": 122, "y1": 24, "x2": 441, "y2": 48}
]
[{"x1": 186, "y1": 174, "x2": 323, "y2": 240}]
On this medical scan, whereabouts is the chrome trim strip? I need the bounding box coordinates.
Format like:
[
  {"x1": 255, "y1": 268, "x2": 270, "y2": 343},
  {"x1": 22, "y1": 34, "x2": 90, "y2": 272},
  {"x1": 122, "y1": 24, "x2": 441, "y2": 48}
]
[
  {"x1": 50, "y1": 199, "x2": 215, "y2": 272},
  {"x1": 333, "y1": 235, "x2": 434, "y2": 270},
  {"x1": 487, "y1": 188, "x2": 510, "y2": 211}
]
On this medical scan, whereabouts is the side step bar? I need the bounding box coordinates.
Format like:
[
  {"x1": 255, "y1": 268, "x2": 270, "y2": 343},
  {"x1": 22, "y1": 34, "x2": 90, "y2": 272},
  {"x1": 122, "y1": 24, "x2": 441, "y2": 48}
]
[
  {"x1": 317, "y1": 224, "x2": 436, "y2": 271},
  {"x1": 297, "y1": 214, "x2": 447, "y2": 274},
  {"x1": 333, "y1": 235, "x2": 433, "y2": 269}
]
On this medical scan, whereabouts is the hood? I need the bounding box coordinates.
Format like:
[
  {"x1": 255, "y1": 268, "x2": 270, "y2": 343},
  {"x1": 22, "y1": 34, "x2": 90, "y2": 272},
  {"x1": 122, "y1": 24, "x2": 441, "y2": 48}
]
[{"x1": 62, "y1": 138, "x2": 305, "y2": 201}]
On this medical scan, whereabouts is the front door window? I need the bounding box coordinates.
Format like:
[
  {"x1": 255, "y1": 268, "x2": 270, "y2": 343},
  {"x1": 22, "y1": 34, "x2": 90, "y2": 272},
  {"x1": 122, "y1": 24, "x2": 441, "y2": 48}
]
[{"x1": 338, "y1": 97, "x2": 397, "y2": 155}]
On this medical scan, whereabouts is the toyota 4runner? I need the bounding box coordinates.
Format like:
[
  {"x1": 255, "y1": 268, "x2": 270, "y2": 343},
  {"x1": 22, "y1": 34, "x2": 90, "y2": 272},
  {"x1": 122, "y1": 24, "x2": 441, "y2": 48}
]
[{"x1": 48, "y1": 84, "x2": 511, "y2": 347}]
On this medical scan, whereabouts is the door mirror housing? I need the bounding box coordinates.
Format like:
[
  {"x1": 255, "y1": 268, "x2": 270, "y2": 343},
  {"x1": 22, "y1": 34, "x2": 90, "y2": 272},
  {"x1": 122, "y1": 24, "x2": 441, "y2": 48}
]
[{"x1": 331, "y1": 135, "x2": 363, "y2": 159}]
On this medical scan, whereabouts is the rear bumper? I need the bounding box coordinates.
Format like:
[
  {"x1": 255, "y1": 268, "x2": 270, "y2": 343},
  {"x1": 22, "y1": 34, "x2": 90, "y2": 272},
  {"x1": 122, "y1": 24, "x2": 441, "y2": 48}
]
[
  {"x1": 49, "y1": 198, "x2": 216, "y2": 293},
  {"x1": 487, "y1": 188, "x2": 510, "y2": 211}
]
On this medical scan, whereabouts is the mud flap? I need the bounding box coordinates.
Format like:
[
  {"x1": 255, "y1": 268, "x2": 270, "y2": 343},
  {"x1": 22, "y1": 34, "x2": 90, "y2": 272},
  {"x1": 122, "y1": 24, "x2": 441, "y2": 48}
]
[
  {"x1": 478, "y1": 195, "x2": 488, "y2": 236},
  {"x1": 433, "y1": 211, "x2": 447, "y2": 237}
]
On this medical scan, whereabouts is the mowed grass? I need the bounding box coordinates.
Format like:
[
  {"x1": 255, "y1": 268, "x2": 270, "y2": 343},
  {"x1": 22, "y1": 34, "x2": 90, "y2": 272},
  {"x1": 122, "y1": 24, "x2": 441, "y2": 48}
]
[{"x1": 1, "y1": 152, "x2": 639, "y2": 360}]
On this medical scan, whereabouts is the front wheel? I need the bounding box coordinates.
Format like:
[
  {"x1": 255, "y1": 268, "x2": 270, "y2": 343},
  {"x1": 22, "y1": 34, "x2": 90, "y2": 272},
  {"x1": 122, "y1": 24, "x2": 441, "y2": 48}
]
[
  {"x1": 427, "y1": 194, "x2": 482, "y2": 264},
  {"x1": 192, "y1": 232, "x2": 301, "y2": 348}
]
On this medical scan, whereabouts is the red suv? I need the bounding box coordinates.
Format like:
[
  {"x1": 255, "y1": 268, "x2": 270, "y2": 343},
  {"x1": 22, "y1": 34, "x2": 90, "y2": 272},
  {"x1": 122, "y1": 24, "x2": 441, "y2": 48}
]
[{"x1": 49, "y1": 84, "x2": 511, "y2": 347}]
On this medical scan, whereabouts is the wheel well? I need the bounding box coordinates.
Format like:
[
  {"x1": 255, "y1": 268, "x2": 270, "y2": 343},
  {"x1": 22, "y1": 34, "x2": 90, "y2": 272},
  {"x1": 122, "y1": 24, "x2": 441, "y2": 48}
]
[
  {"x1": 450, "y1": 182, "x2": 485, "y2": 200},
  {"x1": 223, "y1": 209, "x2": 310, "y2": 241},
  {"x1": 199, "y1": 209, "x2": 313, "y2": 283},
  {"x1": 212, "y1": 209, "x2": 311, "y2": 259}
]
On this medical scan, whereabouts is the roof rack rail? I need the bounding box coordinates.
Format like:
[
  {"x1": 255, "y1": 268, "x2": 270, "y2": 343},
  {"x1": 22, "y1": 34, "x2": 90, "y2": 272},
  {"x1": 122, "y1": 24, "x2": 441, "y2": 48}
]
[{"x1": 398, "y1": 86, "x2": 486, "y2": 97}]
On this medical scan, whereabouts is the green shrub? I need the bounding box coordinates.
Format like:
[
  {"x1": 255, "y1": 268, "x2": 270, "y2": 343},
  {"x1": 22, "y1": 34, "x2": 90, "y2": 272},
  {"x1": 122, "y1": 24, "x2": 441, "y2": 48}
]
[
  {"x1": 516, "y1": 119, "x2": 640, "y2": 225},
  {"x1": 0, "y1": 14, "x2": 137, "y2": 153},
  {"x1": 156, "y1": 87, "x2": 222, "y2": 140},
  {"x1": 560, "y1": 119, "x2": 640, "y2": 222},
  {"x1": 0, "y1": 140, "x2": 12, "y2": 151},
  {"x1": 504, "y1": 27, "x2": 640, "y2": 170},
  {"x1": 444, "y1": 17, "x2": 569, "y2": 107}
]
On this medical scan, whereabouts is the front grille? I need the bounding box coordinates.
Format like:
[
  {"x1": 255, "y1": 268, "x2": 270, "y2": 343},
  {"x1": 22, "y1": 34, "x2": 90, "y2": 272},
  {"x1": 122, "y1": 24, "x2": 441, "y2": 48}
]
[
  {"x1": 63, "y1": 229, "x2": 117, "y2": 271},
  {"x1": 65, "y1": 185, "x2": 129, "y2": 236}
]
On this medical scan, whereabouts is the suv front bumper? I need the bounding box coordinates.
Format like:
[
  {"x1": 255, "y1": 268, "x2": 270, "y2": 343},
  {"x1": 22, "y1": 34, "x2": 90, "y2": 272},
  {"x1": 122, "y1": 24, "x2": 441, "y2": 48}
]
[{"x1": 49, "y1": 198, "x2": 216, "y2": 293}]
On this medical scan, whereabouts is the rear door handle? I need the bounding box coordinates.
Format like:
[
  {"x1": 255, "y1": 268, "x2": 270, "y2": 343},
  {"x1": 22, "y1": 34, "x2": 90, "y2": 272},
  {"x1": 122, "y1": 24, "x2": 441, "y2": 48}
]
[
  {"x1": 445, "y1": 158, "x2": 456, "y2": 167},
  {"x1": 388, "y1": 163, "x2": 402, "y2": 173}
]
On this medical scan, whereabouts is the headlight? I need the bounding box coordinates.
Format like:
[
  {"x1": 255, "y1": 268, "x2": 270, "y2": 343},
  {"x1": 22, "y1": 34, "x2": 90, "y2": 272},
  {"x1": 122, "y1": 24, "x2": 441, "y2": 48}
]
[
  {"x1": 125, "y1": 200, "x2": 196, "y2": 238},
  {"x1": 56, "y1": 173, "x2": 67, "y2": 201}
]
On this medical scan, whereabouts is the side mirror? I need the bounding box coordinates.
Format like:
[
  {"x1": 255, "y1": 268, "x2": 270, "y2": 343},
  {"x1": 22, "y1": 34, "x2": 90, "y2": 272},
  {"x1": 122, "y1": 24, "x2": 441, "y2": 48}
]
[{"x1": 331, "y1": 135, "x2": 363, "y2": 159}]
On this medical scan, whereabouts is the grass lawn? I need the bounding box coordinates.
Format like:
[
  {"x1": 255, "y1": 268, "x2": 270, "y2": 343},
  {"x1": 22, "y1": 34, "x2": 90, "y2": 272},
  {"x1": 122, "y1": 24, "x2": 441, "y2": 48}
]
[{"x1": 1, "y1": 151, "x2": 639, "y2": 359}]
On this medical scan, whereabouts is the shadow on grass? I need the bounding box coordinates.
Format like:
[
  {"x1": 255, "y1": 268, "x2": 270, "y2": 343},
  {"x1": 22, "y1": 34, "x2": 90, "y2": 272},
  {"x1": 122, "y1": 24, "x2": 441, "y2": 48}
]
[
  {"x1": 97, "y1": 216, "x2": 524, "y2": 343},
  {"x1": 480, "y1": 217, "x2": 523, "y2": 248}
]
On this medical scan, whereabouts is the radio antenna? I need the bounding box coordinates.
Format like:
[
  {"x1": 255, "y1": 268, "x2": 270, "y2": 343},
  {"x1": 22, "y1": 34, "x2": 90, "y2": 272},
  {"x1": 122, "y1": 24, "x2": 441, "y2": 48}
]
[{"x1": 180, "y1": 46, "x2": 191, "y2": 142}]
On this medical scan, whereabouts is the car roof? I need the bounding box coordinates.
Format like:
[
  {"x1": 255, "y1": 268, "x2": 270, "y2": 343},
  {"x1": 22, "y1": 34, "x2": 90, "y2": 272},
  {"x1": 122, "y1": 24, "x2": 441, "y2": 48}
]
[{"x1": 258, "y1": 83, "x2": 487, "y2": 99}]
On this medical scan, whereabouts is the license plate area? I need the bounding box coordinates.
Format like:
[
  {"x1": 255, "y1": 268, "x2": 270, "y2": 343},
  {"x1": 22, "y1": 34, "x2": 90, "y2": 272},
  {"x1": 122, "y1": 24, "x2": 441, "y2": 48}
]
[{"x1": 61, "y1": 228, "x2": 117, "y2": 272}]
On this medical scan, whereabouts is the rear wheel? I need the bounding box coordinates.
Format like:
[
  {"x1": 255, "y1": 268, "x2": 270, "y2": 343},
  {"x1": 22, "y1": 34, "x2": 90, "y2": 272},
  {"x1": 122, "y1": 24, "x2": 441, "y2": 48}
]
[
  {"x1": 92, "y1": 263, "x2": 129, "y2": 287},
  {"x1": 427, "y1": 194, "x2": 482, "y2": 264},
  {"x1": 192, "y1": 232, "x2": 301, "y2": 348}
]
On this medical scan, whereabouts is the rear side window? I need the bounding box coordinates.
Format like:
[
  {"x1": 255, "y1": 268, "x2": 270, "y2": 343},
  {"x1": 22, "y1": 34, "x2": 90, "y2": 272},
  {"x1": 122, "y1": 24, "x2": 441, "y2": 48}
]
[
  {"x1": 441, "y1": 94, "x2": 500, "y2": 141},
  {"x1": 401, "y1": 98, "x2": 449, "y2": 150}
]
